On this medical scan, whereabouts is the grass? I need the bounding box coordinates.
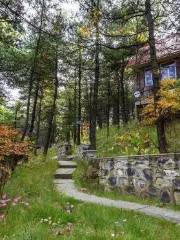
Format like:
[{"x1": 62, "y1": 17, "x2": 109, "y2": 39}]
[
  {"x1": 95, "y1": 120, "x2": 180, "y2": 157},
  {"x1": 0, "y1": 150, "x2": 180, "y2": 240},
  {"x1": 74, "y1": 160, "x2": 180, "y2": 212}
]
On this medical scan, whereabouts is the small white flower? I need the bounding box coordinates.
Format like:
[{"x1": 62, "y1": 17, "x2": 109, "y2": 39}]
[{"x1": 111, "y1": 233, "x2": 115, "y2": 237}]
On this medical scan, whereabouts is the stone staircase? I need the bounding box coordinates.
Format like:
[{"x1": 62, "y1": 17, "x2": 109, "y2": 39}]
[
  {"x1": 54, "y1": 145, "x2": 180, "y2": 224},
  {"x1": 54, "y1": 155, "x2": 76, "y2": 180}
]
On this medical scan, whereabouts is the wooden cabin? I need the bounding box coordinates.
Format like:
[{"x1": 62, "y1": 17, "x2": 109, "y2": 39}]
[{"x1": 129, "y1": 33, "x2": 180, "y2": 116}]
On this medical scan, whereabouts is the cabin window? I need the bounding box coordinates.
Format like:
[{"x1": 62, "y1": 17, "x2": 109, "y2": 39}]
[
  {"x1": 144, "y1": 63, "x2": 176, "y2": 87},
  {"x1": 161, "y1": 63, "x2": 176, "y2": 80},
  {"x1": 145, "y1": 70, "x2": 153, "y2": 87}
]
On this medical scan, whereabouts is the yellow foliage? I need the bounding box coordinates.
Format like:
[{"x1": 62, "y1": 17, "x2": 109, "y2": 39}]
[
  {"x1": 79, "y1": 26, "x2": 91, "y2": 38},
  {"x1": 142, "y1": 79, "x2": 180, "y2": 125},
  {"x1": 89, "y1": 8, "x2": 102, "y2": 25}
]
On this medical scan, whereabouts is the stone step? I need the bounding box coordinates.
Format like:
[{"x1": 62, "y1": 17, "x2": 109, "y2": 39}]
[
  {"x1": 54, "y1": 168, "x2": 74, "y2": 179},
  {"x1": 58, "y1": 155, "x2": 74, "y2": 161},
  {"x1": 66, "y1": 155, "x2": 75, "y2": 161},
  {"x1": 58, "y1": 161, "x2": 77, "y2": 169}
]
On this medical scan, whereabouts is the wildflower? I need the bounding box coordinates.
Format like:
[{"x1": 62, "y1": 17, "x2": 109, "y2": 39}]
[
  {"x1": 13, "y1": 197, "x2": 21, "y2": 203},
  {"x1": 21, "y1": 201, "x2": 29, "y2": 206},
  {"x1": 0, "y1": 214, "x2": 5, "y2": 221}
]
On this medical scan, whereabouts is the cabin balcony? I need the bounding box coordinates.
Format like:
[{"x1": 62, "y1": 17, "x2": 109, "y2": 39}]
[{"x1": 134, "y1": 89, "x2": 154, "y2": 106}]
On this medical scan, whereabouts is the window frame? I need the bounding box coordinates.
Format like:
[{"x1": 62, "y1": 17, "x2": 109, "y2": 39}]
[
  {"x1": 144, "y1": 62, "x2": 177, "y2": 87},
  {"x1": 160, "y1": 62, "x2": 177, "y2": 80},
  {"x1": 144, "y1": 69, "x2": 153, "y2": 87}
]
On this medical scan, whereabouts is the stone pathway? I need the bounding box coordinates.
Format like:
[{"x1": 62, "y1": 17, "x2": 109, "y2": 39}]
[{"x1": 54, "y1": 156, "x2": 180, "y2": 224}]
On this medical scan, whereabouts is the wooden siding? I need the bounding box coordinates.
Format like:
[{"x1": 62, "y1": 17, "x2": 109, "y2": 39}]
[{"x1": 176, "y1": 58, "x2": 180, "y2": 78}]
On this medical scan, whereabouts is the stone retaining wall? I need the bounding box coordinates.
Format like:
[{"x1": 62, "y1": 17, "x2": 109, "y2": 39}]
[
  {"x1": 99, "y1": 154, "x2": 180, "y2": 204},
  {"x1": 77, "y1": 145, "x2": 180, "y2": 204}
]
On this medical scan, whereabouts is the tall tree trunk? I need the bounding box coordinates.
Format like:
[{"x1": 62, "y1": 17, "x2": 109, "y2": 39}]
[
  {"x1": 14, "y1": 106, "x2": 19, "y2": 129},
  {"x1": 34, "y1": 94, "x2": 42, "y2": 155},
  {"x1": 29, "y1": 76, "x2": 40, "y2": 138},
  {"x1": 77, "y1": 42, "x2": 82, "y2": 145},
  {"x1": 66, "y1": 98, "x2": 72, "y2": 144},
  {"x1": 119, "y1": 61, "x2": 128, "y2": 124},
  {"x1": 21, "y1": 0, "x2": 45, "y2": 141},
  {"x1": 97, "y1": 111, "x2": 103, "y2": 129},
  {"x1": 117, "y1": 69, "x2": 120, "y2": 127},
  {"x1": 43, "y1": 46, "x2": 58, "y2": 155},
  {"x1": 51, "y1": 118, "x2": 56, "y2": 145},
  {"x1": 112, "y1": 96, "x2": 119, "y2": 125},
  {"x1": 89, "y1": 78, "x2": 93, "y2": 143},
  {"x1": 90, "y1": 0, "x2": 100, "y2": 149},
  {"x1": 145, "y1": 0, "x2": 167, "y2": 153},
  {"x1": 73, "y1": 76, "x2": 77, "y2": 145},
  {"x1": 106, "y1": 77, "x2": 111, "y2": 138}
]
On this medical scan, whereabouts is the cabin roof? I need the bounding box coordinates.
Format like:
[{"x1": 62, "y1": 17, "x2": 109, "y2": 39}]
[{"x1": 128, "y1": 33, "x2": 180, "y2": 68}]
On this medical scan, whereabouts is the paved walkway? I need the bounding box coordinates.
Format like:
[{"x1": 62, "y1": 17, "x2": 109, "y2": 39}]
[{"x1": 54, "y1": 157, "x2": 180, "y2": 224}]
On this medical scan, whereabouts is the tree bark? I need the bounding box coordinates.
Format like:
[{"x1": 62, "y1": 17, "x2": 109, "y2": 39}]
[
  {"x1": 34, "y1": 94, "x2": 42, "y2": 155},
  {"x1": 119, "y1": 61, "x2": 128, "y2": 124},
  {"x1": 145, "y1": 0, "x2": 167, "y2": 153},
  {"x1": 90, "y1": 0, "x2": 100, "y2": 149},
  {"x1": 77, "y1": 41, "x2": 82, "y2": 145},
  {"x1": 106, "y1": 77, "x2": 111, "y2": 137},
  {"x1": 73, "y1": 75, "x2": 77, "y2": 145},
  {"x1": 43, "y1": 45, "x2": 58, "y2": 155},
  {"x1": 89, "y1": 79, "x2": 93, "y2": 143},
  {"x1": 117, "y1": 69, "x2": 120, "y2": 127},
  {"x1": 29, "y1": 76, "x2": 40, "y2": 138}
]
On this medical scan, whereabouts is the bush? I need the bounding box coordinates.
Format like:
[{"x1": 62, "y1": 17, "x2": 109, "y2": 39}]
[
  {"x1": 142, "y1": 79, "x2": 180, "y2": 125},
  {"x1": 0, "y1": 125, "x2": 29, "y2": 194}
]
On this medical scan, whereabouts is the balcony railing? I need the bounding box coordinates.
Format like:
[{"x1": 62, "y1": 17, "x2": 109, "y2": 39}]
[{"x1": 134, "y1": 89, "x2": 154, "y2": 105}]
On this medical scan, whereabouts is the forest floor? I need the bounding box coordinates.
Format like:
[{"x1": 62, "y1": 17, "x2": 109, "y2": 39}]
[{"x1": 0, "y1": 150, "x2": 180, "y2": 240}]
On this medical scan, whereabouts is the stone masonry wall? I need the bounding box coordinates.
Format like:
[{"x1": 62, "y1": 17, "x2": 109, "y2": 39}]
[{"x1": 99, "y1": 154, "x2": 180, "y2": 204}]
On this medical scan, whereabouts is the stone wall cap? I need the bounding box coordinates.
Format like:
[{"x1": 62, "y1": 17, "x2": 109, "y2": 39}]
[{"x1": 101, "y1": 153, "x2": 180, "y2": 159}]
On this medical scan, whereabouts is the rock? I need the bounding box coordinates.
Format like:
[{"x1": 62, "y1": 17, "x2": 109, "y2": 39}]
[
  {"x1": 127, "y1": 167, "x2": 135, "y2": 176},
  {"x1": 160, "y1": 188, "x2": 172, "y2": 203},
  {"x1": 108, "y1": 177, "x2": 117, "y2": 186},
  {"x1": 173, "y1": 178, "x2": 180, "y2": 190},
  {"x1": 148, "y1": 186, "x2": 160, "y2": 198},
  {"x1": 96, "y1": 151, "x2": 180, "y2": 204},
  {"x1": 143, "y1": 169, "x2": 153, "y2": 181},
  {"x1": 174, "y1": 191, "x2": 180, "y2": 204}
]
